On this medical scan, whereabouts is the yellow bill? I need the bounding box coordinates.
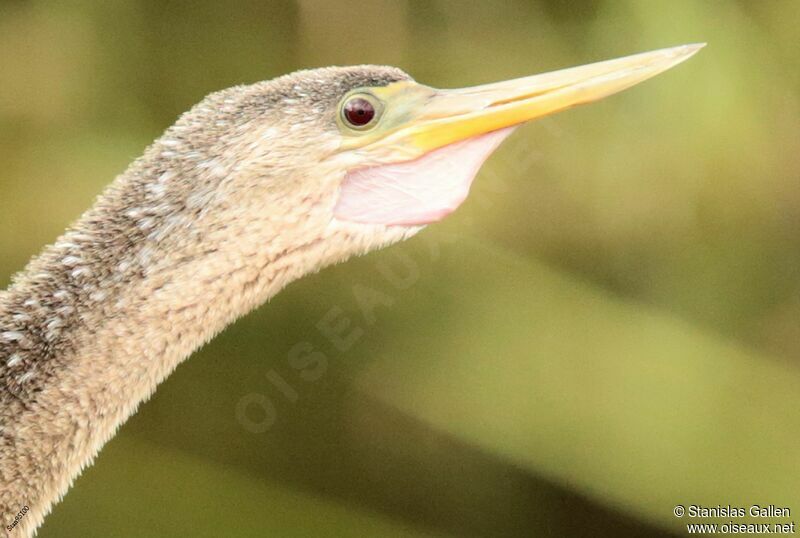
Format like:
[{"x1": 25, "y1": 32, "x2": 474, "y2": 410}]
[
  {"x1": 345, "y1": 44, "x2": 704, "y2": 160},
  {"x1": 334, "y1": 44, "x2": 704, "y2": 226}
]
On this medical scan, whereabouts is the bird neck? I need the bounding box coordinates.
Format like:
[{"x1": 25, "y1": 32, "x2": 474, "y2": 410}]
[{"x1": 0, "y1": 151, "x2": 331, "y2": 535}]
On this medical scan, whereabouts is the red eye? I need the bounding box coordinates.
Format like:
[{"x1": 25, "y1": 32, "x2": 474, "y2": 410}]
[{"x1": 343, "y1": 97, "x2": 376, "y2": 127}]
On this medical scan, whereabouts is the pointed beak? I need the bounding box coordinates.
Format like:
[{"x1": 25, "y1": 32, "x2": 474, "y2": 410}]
[{"x1": 366, "y1": 44, "x2": 704, "y2": 159}]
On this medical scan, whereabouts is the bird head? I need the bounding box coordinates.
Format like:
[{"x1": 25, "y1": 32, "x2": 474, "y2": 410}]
[{"x1": 139, "y1": 44, "x2": 702, "y2": 284}]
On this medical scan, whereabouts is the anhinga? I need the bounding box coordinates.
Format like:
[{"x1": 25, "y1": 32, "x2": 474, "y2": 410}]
[{"x1": 0, "y1": 44, "x2": 701, "y2": 535}]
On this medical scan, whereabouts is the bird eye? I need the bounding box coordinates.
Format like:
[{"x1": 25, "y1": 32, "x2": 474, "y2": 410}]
[{"x1": 342, "y1": 96, "x2": 377, "y2": 129}]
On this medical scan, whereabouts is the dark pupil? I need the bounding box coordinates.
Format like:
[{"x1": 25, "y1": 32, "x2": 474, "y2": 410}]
[{"x1": 344, "y1": 98, "x2": 375, "y2": 126}]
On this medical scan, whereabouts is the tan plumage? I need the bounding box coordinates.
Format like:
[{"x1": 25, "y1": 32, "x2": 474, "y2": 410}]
[
  {"x1": 0, "y1": 45, "x2": 701, "y2": 536},
  {"x1": 0, "y1": 66, "x2": 419, "y2": 535}
]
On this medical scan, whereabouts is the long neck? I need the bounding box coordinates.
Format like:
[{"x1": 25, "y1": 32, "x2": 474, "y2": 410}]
[{"x1": 0, "y1": 148, "x2": 326, "y2": 535}]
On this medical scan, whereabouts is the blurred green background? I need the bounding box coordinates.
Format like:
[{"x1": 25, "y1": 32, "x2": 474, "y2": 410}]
[{"x1": 2, "y1": 1, "x2": 800, "y2": 536}]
